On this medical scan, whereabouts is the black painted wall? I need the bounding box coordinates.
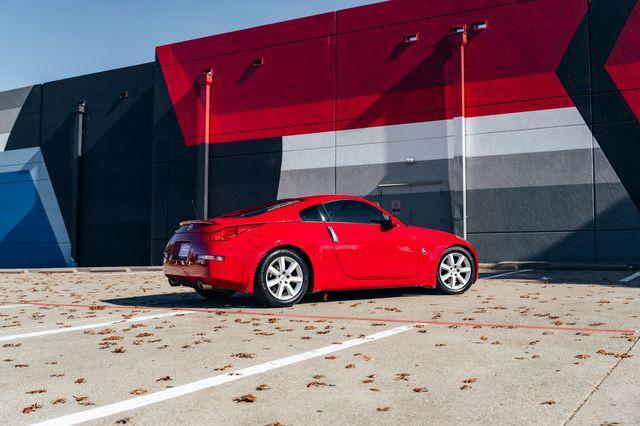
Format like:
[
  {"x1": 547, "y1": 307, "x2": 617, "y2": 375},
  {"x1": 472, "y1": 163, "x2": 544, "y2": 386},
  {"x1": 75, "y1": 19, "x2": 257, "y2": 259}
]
[{"x1": 5, "y1": 64, "x2": 155, "y2": 266}]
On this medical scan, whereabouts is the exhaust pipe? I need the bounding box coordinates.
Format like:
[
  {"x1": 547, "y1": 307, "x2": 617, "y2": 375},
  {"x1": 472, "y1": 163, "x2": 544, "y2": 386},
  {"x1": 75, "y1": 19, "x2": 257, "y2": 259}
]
[
  {"x1": 168, "y1": 277, "x2": 181, "y2": 287},
  {"x1": 196, "y1": 281, "x2": 214, "y2": 291}
]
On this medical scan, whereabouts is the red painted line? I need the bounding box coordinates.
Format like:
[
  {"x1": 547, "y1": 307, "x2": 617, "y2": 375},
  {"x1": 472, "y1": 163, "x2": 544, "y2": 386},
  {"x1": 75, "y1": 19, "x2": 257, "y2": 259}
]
[{"x1": 2, "y1": 300, "x2": 637, "y2": 335}]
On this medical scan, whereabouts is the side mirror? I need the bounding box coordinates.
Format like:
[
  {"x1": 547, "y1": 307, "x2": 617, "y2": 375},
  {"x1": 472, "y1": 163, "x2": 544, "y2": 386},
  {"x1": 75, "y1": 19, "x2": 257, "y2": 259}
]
[{"x1": 379, "y1": 216, "x2": 394, "y2": 231}]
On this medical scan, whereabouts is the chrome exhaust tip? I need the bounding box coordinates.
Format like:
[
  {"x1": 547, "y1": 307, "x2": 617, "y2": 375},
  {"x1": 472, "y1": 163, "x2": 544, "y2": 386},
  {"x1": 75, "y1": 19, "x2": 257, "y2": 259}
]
[{"x1": 196, "y1": 281, "x2": 214, "y2": 291}]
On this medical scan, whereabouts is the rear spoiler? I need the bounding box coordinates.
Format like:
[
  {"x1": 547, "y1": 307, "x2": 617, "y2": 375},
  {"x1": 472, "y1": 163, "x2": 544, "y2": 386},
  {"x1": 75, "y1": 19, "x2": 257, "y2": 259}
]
[{"x1": 178, "y1": 220, "x2": 218, "y2": 226}]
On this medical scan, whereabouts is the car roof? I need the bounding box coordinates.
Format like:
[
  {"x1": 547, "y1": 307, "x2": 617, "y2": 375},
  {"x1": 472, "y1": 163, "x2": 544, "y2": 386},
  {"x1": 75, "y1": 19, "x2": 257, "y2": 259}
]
[{"x1": 296, "y1": 194, "x2": 365, "y2": 204}]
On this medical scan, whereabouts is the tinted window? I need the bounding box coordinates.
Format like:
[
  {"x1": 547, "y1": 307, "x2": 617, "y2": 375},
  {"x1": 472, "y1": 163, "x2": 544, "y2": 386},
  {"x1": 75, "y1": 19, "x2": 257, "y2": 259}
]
[
  {"x1": 219, "y1": 199, "x2": 300, "y2": 218},
  {"x1": 324, "y1": 200, "x2": 385, "y2": 224},
  {"x1": 299, "y1": 205, "x2": 324, "y2": 222}
]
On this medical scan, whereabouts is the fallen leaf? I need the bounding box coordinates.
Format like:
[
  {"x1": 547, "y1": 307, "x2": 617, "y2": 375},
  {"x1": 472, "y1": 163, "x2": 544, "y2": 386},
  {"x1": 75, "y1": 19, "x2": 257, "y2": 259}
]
[
  {"x1": 130, "y1": 389, "x2": 147, "y2": 395},
  {"x1": 22, "y1": 403, "x2": 43, "y2": 414},
  {"x1": 395, "y1": 372, "x2": 410, "y2": 381},
  {"x1": 214, "y1": 364, "x2": 233, "y2": 371},
  {"x1": 232, "y1": 352, "x2": 257, "y2": 359},
  {"x1": 307, "y1": 381, "x2": 329, "y2": 388},
  {"x1": 413, "y1": 387, "x2": 428, "y2": 393},
  {"x1": 156, "y1": 376, "x2": 172, "y2": 382},
  {"x1": 541, "y1": 400, "x2": 556, "y2": 405},
  {"x1": 376, "y1": 406, "x2": 391, "y2": 412},
  {"x1": 52, "y1": 398, "x2": 67, "y2": 404},
  {"x1": 233, "y1": 394, "x2": 257, "y2": 403},
  {"x1": 256, "y1": 383, "x2": 270, "y2": 391},
  {"x1": 26, "y1": 389, "x2": 47, "y2": 394}
]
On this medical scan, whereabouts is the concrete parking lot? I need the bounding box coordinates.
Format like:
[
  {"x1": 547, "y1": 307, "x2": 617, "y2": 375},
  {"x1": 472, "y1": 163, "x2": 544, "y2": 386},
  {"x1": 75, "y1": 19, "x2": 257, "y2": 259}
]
[{"x1": 0, "y1": 269, "x2": 638, "y2": 425}]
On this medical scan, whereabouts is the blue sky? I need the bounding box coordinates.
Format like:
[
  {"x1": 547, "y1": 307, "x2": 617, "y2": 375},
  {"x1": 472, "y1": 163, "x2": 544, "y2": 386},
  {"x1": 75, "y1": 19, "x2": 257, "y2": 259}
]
[{"x1": 0, "y1": 0, "x2": 380, "y2": 91}]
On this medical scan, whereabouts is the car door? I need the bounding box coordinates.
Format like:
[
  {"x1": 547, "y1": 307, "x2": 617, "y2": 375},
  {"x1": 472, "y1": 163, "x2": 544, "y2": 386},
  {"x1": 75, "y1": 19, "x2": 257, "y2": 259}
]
[{"x1": 323, "y1": 200, "x2": 419, "y2": 280}]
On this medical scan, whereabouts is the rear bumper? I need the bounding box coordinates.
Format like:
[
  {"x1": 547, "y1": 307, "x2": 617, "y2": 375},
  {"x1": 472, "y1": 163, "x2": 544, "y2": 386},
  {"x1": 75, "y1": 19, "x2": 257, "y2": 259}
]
[{"x1": 162, "y1": 245, "x2": 259, "y2": 293}]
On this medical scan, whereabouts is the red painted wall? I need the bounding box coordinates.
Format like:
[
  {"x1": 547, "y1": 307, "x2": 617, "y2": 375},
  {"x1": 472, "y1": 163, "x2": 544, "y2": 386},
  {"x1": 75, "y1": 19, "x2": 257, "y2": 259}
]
[{"x1": 156, "y1": 0, "x2": 639, "y2": 145}]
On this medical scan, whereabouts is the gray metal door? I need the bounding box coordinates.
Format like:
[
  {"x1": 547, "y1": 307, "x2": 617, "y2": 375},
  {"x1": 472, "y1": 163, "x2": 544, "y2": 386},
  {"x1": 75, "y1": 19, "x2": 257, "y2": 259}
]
[{"x1": 378, "y1": 182, "x2": 452, "y2": 232}]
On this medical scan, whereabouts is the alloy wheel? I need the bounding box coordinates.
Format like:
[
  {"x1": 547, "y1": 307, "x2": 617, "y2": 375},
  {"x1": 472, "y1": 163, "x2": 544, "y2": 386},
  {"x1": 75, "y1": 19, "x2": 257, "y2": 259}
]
[
  {"x1": 439, "y1": 252, "x2": 472, "y2": 291},
  {"x1": 265, "y1": 255, "x2": 304, "y2": 301}
]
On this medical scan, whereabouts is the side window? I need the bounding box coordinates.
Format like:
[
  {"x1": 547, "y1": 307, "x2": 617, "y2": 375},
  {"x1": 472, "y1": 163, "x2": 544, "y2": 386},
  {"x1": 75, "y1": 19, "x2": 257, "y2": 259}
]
[
  {"x1": 324, "y1": 200, "x2": 385, "y2": 224},
  {"x1": 299, "y1": 205, "x2": 324, "y2": 222}
]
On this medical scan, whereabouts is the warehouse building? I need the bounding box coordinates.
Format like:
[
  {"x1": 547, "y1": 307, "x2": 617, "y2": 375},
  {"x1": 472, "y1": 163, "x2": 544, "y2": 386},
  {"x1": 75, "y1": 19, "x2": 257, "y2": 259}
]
[{"x1": 0, "y1": 0, "x2": 639, "y2": 267}]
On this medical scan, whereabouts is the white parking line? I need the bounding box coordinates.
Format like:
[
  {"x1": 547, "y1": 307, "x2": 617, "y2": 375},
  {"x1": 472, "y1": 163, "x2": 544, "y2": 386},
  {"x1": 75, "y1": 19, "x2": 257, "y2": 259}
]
[
  {"x1": 34, "y1": 325, "x2": 413, "y2": 426},
  {"x1": 482, "y1": 269, "x2": 532, "y2": 280},
  {"x1": 0, "y1": 304, "x2": 29, "y2": 310},
  {"x1": 0, "y1": 311, "x2": 188, "y2": 343},
  {"x1": 620, "y1": 271, "x2": 640, "y2": 283}
]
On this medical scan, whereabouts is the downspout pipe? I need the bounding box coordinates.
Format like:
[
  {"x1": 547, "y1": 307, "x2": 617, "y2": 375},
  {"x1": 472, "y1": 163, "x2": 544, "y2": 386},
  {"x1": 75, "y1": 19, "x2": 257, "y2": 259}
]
[
  {"x1": 448, "y1": 27, "x2": 468, "y2": 240},
  {"x1": 196, "y1": 70, "x2": 213, "y2": 220},
  {"x1": 70, "y1": 101, "x2": 85, "y2": 266}
]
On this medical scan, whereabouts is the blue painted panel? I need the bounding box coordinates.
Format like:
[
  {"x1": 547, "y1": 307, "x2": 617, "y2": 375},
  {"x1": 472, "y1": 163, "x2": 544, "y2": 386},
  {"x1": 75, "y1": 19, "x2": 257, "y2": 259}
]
[{"x1": 0, "y1": 170, "x2": 65, "y2": 267}]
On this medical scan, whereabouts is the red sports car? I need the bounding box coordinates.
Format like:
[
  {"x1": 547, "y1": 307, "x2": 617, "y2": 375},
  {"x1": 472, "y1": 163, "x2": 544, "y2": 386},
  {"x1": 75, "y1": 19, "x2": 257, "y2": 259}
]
[{"x1": 163, "y1": 194, "x2": 478, "y2": 307}]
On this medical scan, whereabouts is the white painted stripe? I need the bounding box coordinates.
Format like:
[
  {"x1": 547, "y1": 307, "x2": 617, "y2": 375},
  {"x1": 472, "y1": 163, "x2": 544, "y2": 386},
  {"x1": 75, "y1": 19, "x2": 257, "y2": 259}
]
[
  {"x1": 0, "y1": 311, "x2": 188, "y2": 342},
  {"x1": 482, "y1": 269, "x2": 532, "y2": 280},
  {"x1": 465, "y1": 107, "x2": 586, "y2": 135},
  {"x1": 0, "y1": 304, "x2": 28, "y2": 310},
  {"x1": 620, "y1": 271, "x2": 640, "y2": 283},
  {"x1": 283, "y1": 131, "x2": 334, "y2": 151},
  {"x1": 467, "y1": 124, "x2": 593, "y2": 158},
  {"x1": 277, "y1": 108, "x2": 601, "y2": 172},
  {"x1": 337, "y1": 135, "x2": 453, "y2": 167},
  {"x1": 281, "y1": 147, "x2": 335, "y2": 171},
  {"x1": 34, "y1": 325, "x2": 412, "y2": 426}
]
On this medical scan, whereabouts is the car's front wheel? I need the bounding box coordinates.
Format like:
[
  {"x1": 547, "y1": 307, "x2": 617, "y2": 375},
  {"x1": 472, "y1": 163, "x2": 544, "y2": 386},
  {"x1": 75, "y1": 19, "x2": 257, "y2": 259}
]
[
  {"x1": 255, "y1": 248, "x2": 309, "y2": 307},
  {"x1": 436, "y1": 247, "x2": 476, "y2": 294}
]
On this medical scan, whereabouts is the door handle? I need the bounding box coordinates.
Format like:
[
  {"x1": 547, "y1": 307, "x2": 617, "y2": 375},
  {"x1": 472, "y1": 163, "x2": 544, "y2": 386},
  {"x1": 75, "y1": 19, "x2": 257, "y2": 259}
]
[{"x1": 326, "y1": 225, "x2": 339, "y2": 242}]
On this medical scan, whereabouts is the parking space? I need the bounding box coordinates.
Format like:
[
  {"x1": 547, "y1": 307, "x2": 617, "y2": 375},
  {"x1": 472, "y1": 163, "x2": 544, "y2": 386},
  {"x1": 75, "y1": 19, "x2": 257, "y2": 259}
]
[{"x1": 0, "y1": 269, "x2": 638, "y2": 425}]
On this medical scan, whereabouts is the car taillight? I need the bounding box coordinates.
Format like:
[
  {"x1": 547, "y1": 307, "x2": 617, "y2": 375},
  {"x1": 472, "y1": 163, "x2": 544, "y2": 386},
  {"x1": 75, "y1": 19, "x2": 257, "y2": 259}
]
[{"x1": 207, "y1": 224, "x2": 262, "y2": 241}]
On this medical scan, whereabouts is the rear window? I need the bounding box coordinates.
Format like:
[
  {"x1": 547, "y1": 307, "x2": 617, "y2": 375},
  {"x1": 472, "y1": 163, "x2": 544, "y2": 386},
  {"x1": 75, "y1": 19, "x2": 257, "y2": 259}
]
[
  {"x1": 219, "y1": 199, "x2": 300, "y2": 218},
  {"x1": 299, "y1": 205, "x2": 324, "y2": 222}
]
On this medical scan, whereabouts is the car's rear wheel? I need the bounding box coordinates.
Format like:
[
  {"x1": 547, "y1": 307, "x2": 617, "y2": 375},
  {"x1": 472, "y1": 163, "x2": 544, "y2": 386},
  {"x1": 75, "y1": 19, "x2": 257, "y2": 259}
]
[
  {"x1": 255, "y1": 249, "x2": 309, "y2": 307},
  {"x1": 436, "y1": 247, "x2": 476, "y2": 294}
]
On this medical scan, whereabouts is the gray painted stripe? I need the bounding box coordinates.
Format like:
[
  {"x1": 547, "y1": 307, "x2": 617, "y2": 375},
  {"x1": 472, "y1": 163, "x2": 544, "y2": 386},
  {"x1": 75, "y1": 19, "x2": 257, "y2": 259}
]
[
  {"x1": 0, "y1": 133, "x2": 8, "y2": 152},
  {"x1": 0, "y1": 86, "x2": 32, "y2": 110},
  {"x1": 0, "y1": 106, "x2": 21, "y2": 134},
  {"x1": 466, "y1": 149, "x2": 594, "y2": 190}
]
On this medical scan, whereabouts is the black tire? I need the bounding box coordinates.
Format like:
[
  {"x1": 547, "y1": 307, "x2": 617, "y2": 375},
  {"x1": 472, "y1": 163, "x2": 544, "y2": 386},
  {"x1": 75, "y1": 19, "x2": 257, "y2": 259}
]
[
  {"x1": 194, "y1": 286, "x2": 234, "y2": 301},
  {"x1": 254, "y1": 248, "x2": 310, "y2": 307},
  {"x1": 435, "y1": 246, "x2": 476, "y2": 295}
]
